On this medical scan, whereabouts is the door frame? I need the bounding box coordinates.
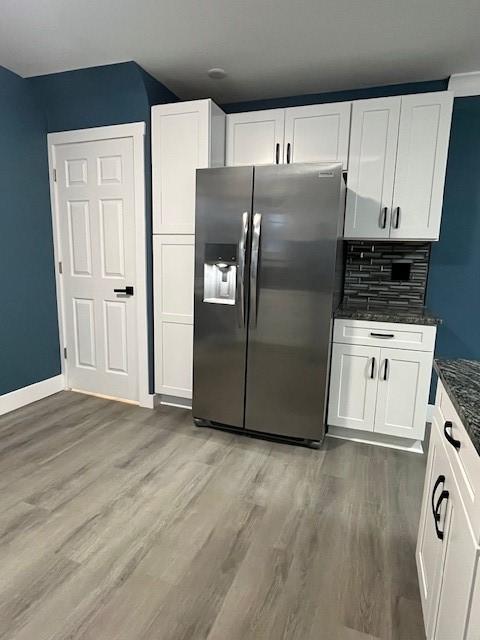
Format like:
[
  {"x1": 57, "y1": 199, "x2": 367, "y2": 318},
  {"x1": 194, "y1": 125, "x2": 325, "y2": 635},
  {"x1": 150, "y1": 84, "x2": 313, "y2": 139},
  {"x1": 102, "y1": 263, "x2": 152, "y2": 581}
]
[{"x1": 47, "y1": 122, "x2": 152, "y2": 407}]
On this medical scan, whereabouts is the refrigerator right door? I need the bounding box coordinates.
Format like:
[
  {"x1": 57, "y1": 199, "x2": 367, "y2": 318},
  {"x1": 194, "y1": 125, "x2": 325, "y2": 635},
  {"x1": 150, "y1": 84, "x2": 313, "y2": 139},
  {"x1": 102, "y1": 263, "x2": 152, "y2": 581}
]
[{"x1": 245, "y1": 163, "x2": 343, "y2": 441}]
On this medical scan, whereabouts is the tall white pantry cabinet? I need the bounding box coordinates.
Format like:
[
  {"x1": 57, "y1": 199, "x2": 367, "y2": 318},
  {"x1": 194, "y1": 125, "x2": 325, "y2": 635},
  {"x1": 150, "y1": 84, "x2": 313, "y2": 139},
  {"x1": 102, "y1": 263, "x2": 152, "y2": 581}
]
[{"x1": 152, "y1": 100, "x2": 225, "y2": 401}]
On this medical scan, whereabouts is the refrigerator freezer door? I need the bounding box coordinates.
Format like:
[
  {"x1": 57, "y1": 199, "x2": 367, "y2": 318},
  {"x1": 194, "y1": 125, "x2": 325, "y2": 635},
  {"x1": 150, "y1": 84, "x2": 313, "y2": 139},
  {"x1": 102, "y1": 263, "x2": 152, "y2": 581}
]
[
  {"x1": 245, "y1": 163, "x2": 343, "y2": 441},
  {"x1": 193, "y1": 166, "x2": 253, "y2": 428}
]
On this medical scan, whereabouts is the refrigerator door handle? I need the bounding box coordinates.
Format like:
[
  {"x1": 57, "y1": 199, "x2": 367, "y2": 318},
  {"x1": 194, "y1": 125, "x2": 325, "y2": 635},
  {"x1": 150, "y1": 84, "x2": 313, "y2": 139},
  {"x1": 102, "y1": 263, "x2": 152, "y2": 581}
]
[
  {"x1": 250, "y1": 213, "x2": 262, "y2": 327},
  {"x1": 237, "y1": 211, "x2": 249, "y2": 327}
]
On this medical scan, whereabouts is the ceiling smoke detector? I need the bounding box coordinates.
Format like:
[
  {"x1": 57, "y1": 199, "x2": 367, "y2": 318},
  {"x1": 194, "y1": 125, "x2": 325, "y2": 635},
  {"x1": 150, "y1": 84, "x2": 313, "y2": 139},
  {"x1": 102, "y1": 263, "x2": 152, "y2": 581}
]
[{"x1": 207, "y1": 68, "x2": 227, "y2": 80}]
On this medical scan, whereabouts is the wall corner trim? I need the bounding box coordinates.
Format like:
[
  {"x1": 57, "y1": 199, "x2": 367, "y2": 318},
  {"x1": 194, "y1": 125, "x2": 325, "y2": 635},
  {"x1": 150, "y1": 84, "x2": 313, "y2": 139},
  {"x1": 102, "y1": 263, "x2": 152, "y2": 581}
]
[
  {"x1": 448, "y1": 72, "x2": 480, "y2": 97},
  {"x1": 0, "y1": 374, "x2": 65, "y2": 417}
]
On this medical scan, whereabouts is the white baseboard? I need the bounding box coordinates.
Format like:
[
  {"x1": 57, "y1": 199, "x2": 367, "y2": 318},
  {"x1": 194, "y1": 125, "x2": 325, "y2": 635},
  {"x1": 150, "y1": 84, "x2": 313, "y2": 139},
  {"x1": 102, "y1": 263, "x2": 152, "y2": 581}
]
[
  {"x1": 158, "y1": 394, "x2": 192, "y2": 410},
  {"x1": 326, "y1": 425, "x2": 424, "y2": 454},
  {"x1": 0, "y1": 374, "x2": 65, "y2": 417}
]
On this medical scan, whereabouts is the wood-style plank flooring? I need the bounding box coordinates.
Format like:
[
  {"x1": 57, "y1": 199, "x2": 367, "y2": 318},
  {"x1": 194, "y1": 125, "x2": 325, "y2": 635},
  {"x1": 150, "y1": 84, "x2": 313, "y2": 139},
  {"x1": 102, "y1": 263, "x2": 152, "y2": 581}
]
[{"x1": 0, "y1": 391, "x2": 426, "y2": 640}]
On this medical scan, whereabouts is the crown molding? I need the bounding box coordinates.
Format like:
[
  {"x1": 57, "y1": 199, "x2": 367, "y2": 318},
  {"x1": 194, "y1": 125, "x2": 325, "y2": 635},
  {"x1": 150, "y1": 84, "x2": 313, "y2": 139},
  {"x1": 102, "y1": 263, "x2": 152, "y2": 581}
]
[{"x1": 448, "y1": 72, "x2": 480, "y2": 97}]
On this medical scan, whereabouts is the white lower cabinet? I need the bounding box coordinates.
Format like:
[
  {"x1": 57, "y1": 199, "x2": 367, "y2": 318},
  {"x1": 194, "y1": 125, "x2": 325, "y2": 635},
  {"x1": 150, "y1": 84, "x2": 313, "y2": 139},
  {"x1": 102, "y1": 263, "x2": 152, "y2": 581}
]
[
  {"x1": 417, "y1": 416, "x2": 450, "y2": 637},
  {"x1": 328, "y1": 343, "x2": 378, "y2": 432},
  {"x1": 416, "y1": 400, "x2": 480, "y2": 640},
  {"x1": 328, "y1": 320, "x2": 434, "y2": 443},
  {"x1": 153, "y1": 235, "x2": 194, "y2": 399},
  {"x1": 374, "y1": 348, "x2": 432, "y2": 440}
]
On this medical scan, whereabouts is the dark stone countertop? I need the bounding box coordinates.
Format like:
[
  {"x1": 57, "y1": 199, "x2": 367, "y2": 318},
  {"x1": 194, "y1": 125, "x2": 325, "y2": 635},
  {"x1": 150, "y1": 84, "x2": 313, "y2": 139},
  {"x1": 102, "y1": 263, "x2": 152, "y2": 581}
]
[
  {"x1": 334, "y1": 302, "x2": 441, "y2": 326},
  {"x1": 434, "y1": 359, "x2": 480, "y2": 457}
]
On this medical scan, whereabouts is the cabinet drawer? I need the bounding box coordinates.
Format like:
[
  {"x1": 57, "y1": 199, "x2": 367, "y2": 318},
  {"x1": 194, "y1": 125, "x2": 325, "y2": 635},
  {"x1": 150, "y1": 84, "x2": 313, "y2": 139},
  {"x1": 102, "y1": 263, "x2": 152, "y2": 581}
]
[
  {"x1": 435, "y1": 380, "x2": 480, "y2": 541},
  {"x1": 333, "y1": 319, "x2": 436, "y2": 352}
]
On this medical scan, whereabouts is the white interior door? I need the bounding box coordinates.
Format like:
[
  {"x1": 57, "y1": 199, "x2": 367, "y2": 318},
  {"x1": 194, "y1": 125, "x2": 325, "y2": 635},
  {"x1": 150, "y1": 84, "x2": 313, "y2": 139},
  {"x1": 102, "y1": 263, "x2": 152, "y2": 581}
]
[
  {"x1": 284, "y1": 102, "x2": 351, "y2": 168},
  {"x1": 55, "y1": 137, "x2": 138, "y2": 401},
  {"x1": 374, "y1": 348, "x2": 431, "y2": 439},
  {"x1": 226, "y1": 110, "x2": 285, "y2": 166},
  {"x1": 345, "y1": 96, "x2": 401, "y2": 239},
  {"x1": 327, "y1": 343, "x2": 379, "y2": 431}
]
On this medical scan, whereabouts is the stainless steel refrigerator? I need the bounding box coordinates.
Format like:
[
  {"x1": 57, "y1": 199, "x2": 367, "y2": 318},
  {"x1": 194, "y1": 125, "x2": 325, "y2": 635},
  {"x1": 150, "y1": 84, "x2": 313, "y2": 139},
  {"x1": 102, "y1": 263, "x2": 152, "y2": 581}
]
[{"x1": 193, "y1": 163, "x2": 345, "y2": 446}]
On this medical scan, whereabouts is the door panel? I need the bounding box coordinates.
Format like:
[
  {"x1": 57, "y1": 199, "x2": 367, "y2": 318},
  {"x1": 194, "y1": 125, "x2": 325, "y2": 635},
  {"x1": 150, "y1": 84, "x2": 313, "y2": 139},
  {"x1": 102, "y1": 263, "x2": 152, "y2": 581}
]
[
  {"x1": 152, "y1": 100, "x2": 210, "y2": 234},
  {"x1": 327, "y1": 343, "x2": 379, "y2": 432},
  {"x1": 374, "y1": 348, "x2": 431, "y2": 440},
  {"x1": 245, "y1": 163, "x2": 343, "y2": 441},
  {"x1": 193, "y1": 167, "x2": 254, "y2": 427},
  {"x1": 416, "y1": 416, "x2": 450, "y2": 637},
  {"x1": 154, "y1": 235, "x2": 195, "y2": 398},
  {"x1": 226, "y1": 110, "x2": 285, "y2": 166},
  {"x1": 433, "y1": 471, "x2": 478, "y2": 640},
  {"x1": 56, "y1": 137, "x2": 137, "y2": 401},
  {"x1": 391, "y1": 92, "x2": 453, "y2": 240},
  {"x1": 285, "y1": 102, "x2": 351, "y2": 169},
  {"x1": 345, "y1": 97, "x2": 400, "y2": 238}
]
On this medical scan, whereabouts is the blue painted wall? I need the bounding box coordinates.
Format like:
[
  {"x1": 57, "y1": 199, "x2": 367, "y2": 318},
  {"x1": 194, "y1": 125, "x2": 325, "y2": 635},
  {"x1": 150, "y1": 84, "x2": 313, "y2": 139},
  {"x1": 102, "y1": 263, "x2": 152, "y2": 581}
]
[
  {"x1": 222, "y1": 79, "x2": 448, "y2": 112},
  {"x1": 427, "y1": 96, "x2": 480, "y2": 360},
  {"x1": 29, "y1": 62, "x2": 178, "y2": 393},
  {"x1": 0, "y1": 66, "x2": 60, "y2": 395}
]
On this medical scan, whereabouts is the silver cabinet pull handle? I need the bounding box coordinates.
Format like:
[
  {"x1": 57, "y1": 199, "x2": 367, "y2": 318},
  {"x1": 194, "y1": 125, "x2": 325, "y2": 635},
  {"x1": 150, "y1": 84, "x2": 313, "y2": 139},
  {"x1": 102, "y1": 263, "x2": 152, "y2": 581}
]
[
  {"x1": 237, "y1": 212, "x2": 249, "y2": 327},
  {"x1": 250, "y1": 213, "x2": 262, "y2": 327}
]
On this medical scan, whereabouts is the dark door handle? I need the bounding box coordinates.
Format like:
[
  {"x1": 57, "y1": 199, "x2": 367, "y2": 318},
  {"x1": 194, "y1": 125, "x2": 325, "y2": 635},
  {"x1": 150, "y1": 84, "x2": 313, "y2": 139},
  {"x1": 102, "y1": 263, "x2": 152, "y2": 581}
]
[
  {"x1": 286, "y1": 143, "x2": 291, "y2": 164},
  {"x1": 370, "y1": 332, "x2": 395, "y2": 339},
  {"x1": 275, "y1": 143, "x2": 280, "y2": 164},
  {"x1": 113, "y1": 286, "x2": 134, "y2": 296},
  {"x1": 444, "y1": 421, "x2": 461, "y2": 450},
  {"x1": 382, "y1": 358, "x2": 389, "y2": 380},
  {"x1": 380, "y1": 207, "x2": 388, "y2": 229},
  {"x1": 431, "y1": 474, "x2": 445, "y2": 539},
  {"x1": 393, "y1": 206, "x2": 401, "y2": 229},
  {"x1": 370, "y1": 357, "x2": 376, "y2": 379},
  {"x1": 434, "y1": 489, "x2": 449, "y2": 540}
]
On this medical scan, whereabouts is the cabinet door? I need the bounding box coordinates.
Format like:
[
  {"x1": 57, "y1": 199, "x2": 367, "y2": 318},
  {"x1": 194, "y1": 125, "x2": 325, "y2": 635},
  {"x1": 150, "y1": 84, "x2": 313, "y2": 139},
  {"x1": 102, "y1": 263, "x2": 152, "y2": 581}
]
[
  {"x1": 153, "y1": 235, "x2": 194, "y2": 398},
  {"x1": 374, "y1": 348, "x2": 431, "y2": 440},
  {"x1": 327, "y1": 343, "x2": 379, "y2": 431},
  {"x1": 152, "y1": 100, "x2": 211, "y2": 234},
  {"x1": 416, "y1": 415, "x2": 451, "y2": 637},
  {"x1": 226, "y1": 110, "x2": 285, "y2": 166},
  {"x1": 466, "y1": 562, "x2": 480, "y2": 640},
  {"x1": 433, "y1": 474, "x2": 478, "y2": 640},
  {"x1": 391, "y1": 91, "x2": 453, "y2": 240},
  {"x1": 344, "y1": 97, "x2": 400, "y2": 239},
  {"x1": 284, "y1": 102, "x2": 351, "y2": 169}
]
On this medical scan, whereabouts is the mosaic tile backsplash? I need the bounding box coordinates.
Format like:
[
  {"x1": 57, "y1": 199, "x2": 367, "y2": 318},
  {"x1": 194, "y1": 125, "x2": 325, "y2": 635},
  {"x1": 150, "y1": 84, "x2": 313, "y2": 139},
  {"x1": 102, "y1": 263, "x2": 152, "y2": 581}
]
[{"x1": 343, "y1": 241, "x2": 431, "y2": 307}]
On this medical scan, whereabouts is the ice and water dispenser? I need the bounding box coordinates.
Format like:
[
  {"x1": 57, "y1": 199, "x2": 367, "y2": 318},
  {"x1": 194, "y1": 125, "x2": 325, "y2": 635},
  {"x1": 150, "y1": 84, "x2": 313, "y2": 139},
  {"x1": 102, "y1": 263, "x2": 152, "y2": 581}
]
[{"x1": 203, "y1": 243, "x2": 237, "y2": 305}]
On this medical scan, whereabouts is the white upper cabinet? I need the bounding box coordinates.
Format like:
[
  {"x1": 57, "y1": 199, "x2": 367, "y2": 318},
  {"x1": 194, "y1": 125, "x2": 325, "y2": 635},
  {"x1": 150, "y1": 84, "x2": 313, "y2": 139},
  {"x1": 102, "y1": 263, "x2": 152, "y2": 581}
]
[
  {"x1": 391, "y1": 92, "x2": 454, "y2": 240},
  {"x1": 284, "y1": 102, "x2": 351, "y2": 168},
  {"x1": 226, "y1": 103, "x2": 351, "y2": 168},
  {"x1": 344, "y1": 97, "x2": 400, "y2": 238},
  {"x1": 152, "y1": 99, "x2": 225, "y2": 234},
  {"x1": 345, "y1": 91, "x2": 453, "y2": 241},
  {"x1": 226, "y1": 109, "x2": 285, "y2": 166}
]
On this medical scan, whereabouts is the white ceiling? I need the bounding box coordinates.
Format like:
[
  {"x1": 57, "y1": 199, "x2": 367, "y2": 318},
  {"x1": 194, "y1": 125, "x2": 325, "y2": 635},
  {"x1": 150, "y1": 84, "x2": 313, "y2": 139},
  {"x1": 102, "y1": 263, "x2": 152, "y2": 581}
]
[{"x1": 1, "y1": 0, "x2": 479, "y2": 104}]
